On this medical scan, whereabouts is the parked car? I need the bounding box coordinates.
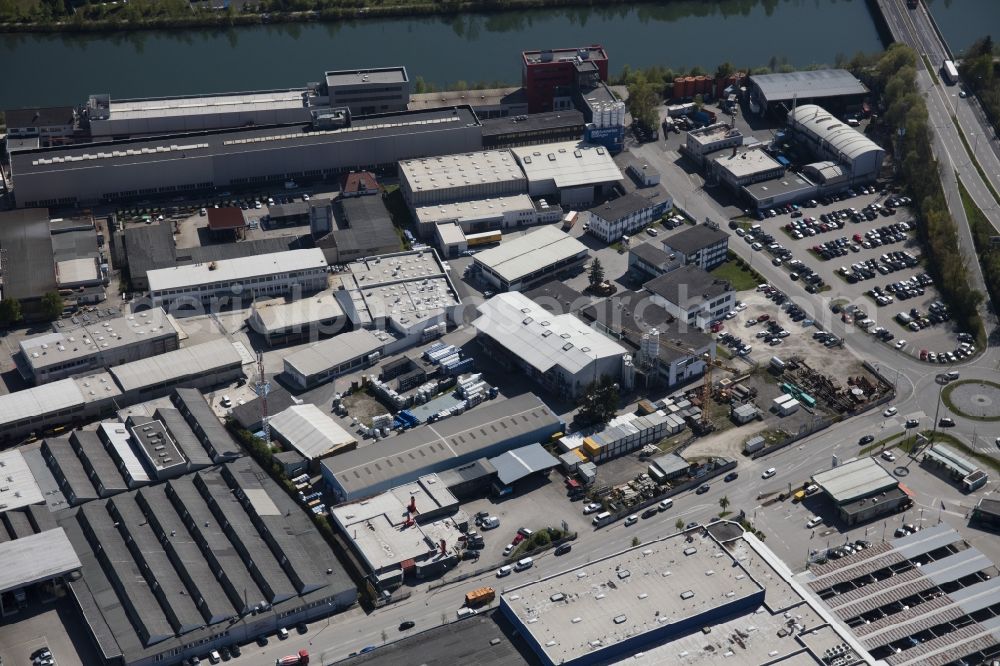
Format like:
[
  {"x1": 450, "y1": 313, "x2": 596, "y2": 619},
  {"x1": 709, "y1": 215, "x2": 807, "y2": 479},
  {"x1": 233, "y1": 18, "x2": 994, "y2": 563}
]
[
  {"x1": 881, "y1": 450, "x2": 897, "y2": 462},
  {"x1": 724, "y1": 472, "x2": 739, "y2": 482},
  {"x1": 496, "y1": 565, "x2": 512, "y2": 578},
  {"x1": 624, "y1": 514, "x2": 638, "y2": 526},
  {"x1": 938, "y1": 417, "x2": 955, "y2": 427},
  {"x1": 583, "y1": 502, "x2": 602, "y2": 514},
  {"x1": 277, "y1": 627, "x2": 289, "y2": 640},
  {"x1": 696, "y1": 484, "x2": 710, "y2": 495},
  {"x1": 859, "y1": 434, "x2": 875, "y2": 445},
  {"x1": 399, "y1": 620, "x2": 415, "y2": 630},
  {"x1": 761, "y1": 468, "x2": 776, "y2": 479},
  {"x1": 554, "y1": 543, "x2": 572, "y2": 556},
  {"x1": 806, "y1": 516, "x2": 822, "y2": 529}
]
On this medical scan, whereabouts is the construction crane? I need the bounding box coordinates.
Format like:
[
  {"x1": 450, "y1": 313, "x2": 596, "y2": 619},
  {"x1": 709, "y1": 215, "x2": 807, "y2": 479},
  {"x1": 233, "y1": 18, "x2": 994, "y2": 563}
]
[{"x1": 255, "y1": 350, "x2": 271, "y2": 446}]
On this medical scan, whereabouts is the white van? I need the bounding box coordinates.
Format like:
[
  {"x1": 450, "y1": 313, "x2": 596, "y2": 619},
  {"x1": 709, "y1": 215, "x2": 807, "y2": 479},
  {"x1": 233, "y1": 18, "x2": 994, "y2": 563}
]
[
  {"x1": 658, "y1": 498, "x2": 674, "y2": 512},
  {"x1": 592, "y1": 511, "x2": 613, "y2": 527},
  {"x1": 514, "y1": 557, "x2": 533, "y2": 572},
  {"x1": 456, "y1": 607, "x2": 478, "y2": 619}
]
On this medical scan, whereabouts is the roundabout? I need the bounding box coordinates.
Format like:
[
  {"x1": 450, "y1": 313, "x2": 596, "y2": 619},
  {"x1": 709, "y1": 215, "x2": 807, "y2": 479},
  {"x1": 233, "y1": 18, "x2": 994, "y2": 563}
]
[{"x1": 942, "y1": 379, "x2": 1000, "y2": 422}]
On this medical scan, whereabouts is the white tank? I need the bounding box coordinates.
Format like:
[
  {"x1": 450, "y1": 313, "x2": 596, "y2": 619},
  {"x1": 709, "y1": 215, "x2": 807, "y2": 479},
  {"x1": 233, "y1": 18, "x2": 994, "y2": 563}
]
[
  {"x1": 622, "y1": 358, "x2": 636, "y2": 391},
  {"x1": 640, "y1": 328, "x2": 660, "y2": 363}
]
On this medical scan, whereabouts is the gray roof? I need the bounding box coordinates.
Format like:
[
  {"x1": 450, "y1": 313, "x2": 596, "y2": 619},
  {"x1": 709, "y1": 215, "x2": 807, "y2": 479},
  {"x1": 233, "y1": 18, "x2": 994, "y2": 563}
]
[
  {"x1": 629, "y1": 242, "x2": 672, "y2": 267},
  {"x1": 323, "y1": 393, "x2": 561, "y2": 498},
  {"x1": 152, "y1": 407, "x2": 215, "y2": 468},
  {"x1": 651, "y1": 453, "x2": 689, "y2": 477},
  {"x1": 230, "y1": 384, "x2": 296, "y2": 431},
  {"x1": 788, "y1": 104, "x2": 884, "y2": 162},
  {"x1": 812, "y1": 457, "x2": 898, "y2": 504},
  {"x1": 4, "y1": 106, "x2": 74, "y2": 128},
  {"x1": 50, "y1": 227, "x2": 99, "y2": 263},
  {"x1": 43, "y1": 437, "x2": 100, "y2": 504},
  {"x1": 751, "y1": 69, "x2": 867, "y2": 103},
  {"x1": 473, "y1": 226, "x2": 588, "y2": 284},
  {"x1": 0, "y1": 449, "x2": 44, "y2": 512},
  {"x1": 171, "y1": 388, "x2": 243, "y2": 461},
  {"x1": 268, "y1": 201, "x2": 310, "y2": 219},
  {"x1": 316, "y1": 196, "x2": 400, "y2": 256},
  {"x1": 489, "y1": 443, "x2": 559, "y2": 485},
  {"x1": 587, "y1": 192, "x2": 656, "y2": 222},
  {"x1": 0, "y1": 528, "x2": 81, "y2": 594},
  {"x1": 178, "y1": 237, "x2": 302, "y2": 264},
  {"x1": 521, "y1": 280, "x2": 587, "y2": 315},
  {"x1": 124, "y1": 223, "x2": 177, "y2": 279},
  {"x1": 325, "y1": 66, "x2": 408, "y2": 87},
  {"x1": 71, "y1": 429, "x2": 129, "y2": 494},
  {"x1": 660, "y1": 224, "x2": 729, "y2": 255},
  {"x1": 284, "y1": 328, "x2": 387, "y2": 380},
  {"x1": 109, "y1": 339, "x2": 243, "y2": 394},
  {"x1": 480, "y1": 109, "x2": 584, "y2": 138},
  {"x1": 644, "y1": 265, "x2": 733, "y2": 307},
  {"x1": 0, "y1": 208, "x2": 57, "y2": 300}
]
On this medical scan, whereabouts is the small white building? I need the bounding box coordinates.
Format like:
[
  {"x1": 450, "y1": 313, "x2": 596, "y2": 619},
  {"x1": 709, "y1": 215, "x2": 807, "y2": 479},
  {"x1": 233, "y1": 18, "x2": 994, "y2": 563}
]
[
  {"x1": 283, "y1": 328, "x2": 389, "y2": 391},
  {"x1": 414, "y1": 193, "x2": 557, "y2": 239},
  {"x1": 269, "y1": 404, "x2": 357, "y2": 468},
  {"x1": 473, "y1": 226, "x2": 589, "y2": 292},
  {"x1": 473, "y1": 291, "x2": 626, "y2": 397},
  {"x1": 247, "y1": 293, "x2": 348, "y2": 346},
  {"x1": 433, "y1": 222, "x2": 468, "y2": 258},
  {"x1": 584, "y1": 192, "x2": 672, "y2": 244},
  {"x1": 511, "y1": 141, "x2": 623, "y2": 206},
  {"x1": 644, "y1": 265, "x2": 735, "y2": 331},
  {"x1": 659, "y1": 224, "x2": 730, "y2": 271},
  {"x1": 147, "y1": 248, "x2": 328, "y2": 308}
]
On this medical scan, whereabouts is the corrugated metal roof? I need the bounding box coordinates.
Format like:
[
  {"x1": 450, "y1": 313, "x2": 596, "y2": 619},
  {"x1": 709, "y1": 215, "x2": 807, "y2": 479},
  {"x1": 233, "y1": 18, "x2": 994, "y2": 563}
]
[
  {"x1": 269, "y1": 404, "x2": 356, "y2": 460},
  {"x1": 147, "y1": 248, "x2": 326, "y2": 293},
  {"x1": 489, "y1": 443, "x2": 559, "y2": 485},
  {"x1": 0, "y1": 378, "x2": 84, "y2": 428},
  {"x1": 283, "y1": 328, "x2": 386, "y2": 378},
  {"x1": 920, "y1": 548, "x2": 991, "y2": 585},
  {"x1": 110, "y1": 339, "x2": 243, "y2": 393},
  {"x1": 0, "y1": 528, "x2": 81, "y2": 594},
  {"x1": 890, "y1": 523, "x2": 961, "y2": 558},
  {"x1": 812, "y1": 457, "x2": 898, "y2": 504},
  {"x1": 473, "y1": 225, "x2": 587, "y2": 284},
  {"x1": 788, "y1": 104, "x2": 883, "y2": 163},
  {"x1": 752, "y1": 69, "x2": 867, "y2": 102}
]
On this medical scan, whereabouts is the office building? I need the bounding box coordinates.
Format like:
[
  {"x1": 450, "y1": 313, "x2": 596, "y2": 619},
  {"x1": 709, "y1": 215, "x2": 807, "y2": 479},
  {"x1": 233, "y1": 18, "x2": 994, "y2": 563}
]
[
  {"x1": 511, "y1": 141, "x2": 623, "y2": 206},
  {"x1": 18, "y1": 307, "x2": 178, "y2": 384},
  {"x1": 644, "y1": 265, "x2": 735, "y2": 331},
  {"x1": 247, "y1": 293, "x2": 348, "y2": 346},
  {"x1": 398, "y1": 149, "x2": 527, "y2": 209},
  {"x1": 583, "y1": 191, "x2": 671, "y2": 244},
  {"x1": 324, "y1": 67, "x2": 410, "y2": 115},
  {"x1": 146, "y1": 248, "x2": 328, "y2": 308},
  {"x1": 683, "y1": 122, "x2": 744, "y2": 166},
  {"x1": 787, "y1": 104, "x2": 885, "y2": 184},
  {"x1": 628, "y1": 242, "x2": 675, "y2": 280},
  {"x1": 660, "y1": 224, "x2": 730, "y2": 271},
  {"x1": 322, "y1": 393, "x2": 561, "y2": 500},
  {"x1": 711, "y1": 148, "x2": 786, "y2": 188},
  {"x1": 744, "y1": 172, "x2": 821, "y2": 210},
  {"x1": 283, "y1": 328, "x2": 389, "y2": 391},
  {"x1": 521, "y1": 46, "x2": 609, "y2": 113},
  {"x1": 473, "y1": 291, "x2": 626, "y2": 397},
  {"x1": 473, "y1": 226, "x2": 589, "y2": 292}
]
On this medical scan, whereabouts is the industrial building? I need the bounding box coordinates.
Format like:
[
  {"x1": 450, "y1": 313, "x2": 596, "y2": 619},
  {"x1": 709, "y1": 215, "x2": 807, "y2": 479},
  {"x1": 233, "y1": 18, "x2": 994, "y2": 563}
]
[
  {"x1": 247, "y1": 293, "x2": 348, "y2": 346},
  {"x1": 748, "y1": 69, "x2": 868, "y2": 116},
  {"x1": 744, "y1": 172, "x2": 820, "y2": 210},
  {"x1": 810, "y1": 457, "x2": 907, "y2": 525},
  {"x1": 311, "y1": 194, "x2": 401, "y2": 264},
  {"x1": 398, "y1": 149, "x2": 527, "y2": 210},
  {"x1": 644, "y1": 265, "x2": 736, "y2": 331},
  {"x1": 0, "y1": 528, "x2": 83, "y2": 617},
  {"x1": 787, "y1": 104, "x2": 885, "y2": 185},
  {"x1": 283, "y1": 328, "x2": 390, "y2": 391},
  {"x1": 480, "y1": 110, "x2": 586, "y2": 149},
  {"x1": 17, "y1": 307, "x2": 178, "y2": 384},
  {"x1": 414, "y1": 193, "x2": 559, "y2": 239},
  {"x1": 711, "y1": 147, "x2": 787, "y2": 189},
  {"x1": 268, "y1": 403, "x2": 358, "y2": 467},
  {"x1": 473, "y1": 225, "x2": 589, "y2": 292},
  {"x1": 473, "y1": 291, "x2": 626, "y2": 397},
  {"x1": 579, "y1": 289, "x2": 714, "y2": 389},
  {"x1": 683, "y1": 122, "x2": 744, "y2": 166},
  {"x1": 0, "y1": 449, "x2": 45, "y2": 513},
  {"x1": 0, "y1": 371, "x2": 122, "y2": 446},
  {"x1": 11, "y1": 106, "x2": 482, "y2": 208},
  {"x1": 0, "y1": 208, "x2": 58, "y2": 311},
  {"x1": 511, "y1": 141, "x2": 623, "y2": 205},
  {"x1": 501, "y1": 527, "x2": 873, "y2": 666},
  {"x1": 408, "y1": 87, "x2": 528, "y2": 119},
  {"x1": 921, "y1": 443, "x2": 988, "y2": 492},
  {"x1": 146, "y1": 248, "x2": 328, "y2": 308},
  {"x1": 489, "y1": 442, "x2": 559, "y2": 489},
  {"x1": 55, "y1": 456, "x2": 356, "y2": 666},
  {"x1": 659, "y1": 223, "x2": 730, "y2": 271},
  {"x1": 108, "y1": 338, "x2": 245, "y2": 403},
  {"x1": 3, "y1": 106, "x2": 77, "y2": 146},
  {"x1": 583, "y1": 191, "x2": 671, "y2": 244},
  {"x1": 521, "y1": 46, "x2": 609, "y2": 113},
  {"x1": 324, "y1": 66, "x2": 410, "y2": 115},
  {"x1": 330, "y1": 473, "x2": 462, "y2": 585},
  {"x1": 804, "y1": 524, "x2": 1000, "y2": 666},
  {"x1": 322, "y1": 393, "x2": 561, "y2": 500},
  {"x1": 628, "y1": 242, "x2": 675, "y2": 280}
]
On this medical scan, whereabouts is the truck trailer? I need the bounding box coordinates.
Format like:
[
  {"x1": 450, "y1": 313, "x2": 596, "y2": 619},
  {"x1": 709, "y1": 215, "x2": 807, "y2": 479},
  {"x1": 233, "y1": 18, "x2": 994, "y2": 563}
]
[
  {"x1": 464, "y1": 586, "x2": 495, "y2": 607},
  {"x1": 276, "y1": 649, "x2": 310, "y2": 666}
]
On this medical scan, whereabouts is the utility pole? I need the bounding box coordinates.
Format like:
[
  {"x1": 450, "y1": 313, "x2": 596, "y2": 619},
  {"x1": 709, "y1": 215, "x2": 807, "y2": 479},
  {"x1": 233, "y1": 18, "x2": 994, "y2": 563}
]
[
  {"x1": 929, "y1": 373, "x2": 951, "y2": 447},
  {"x1": 256, "y1": 350, "x2": 271, "y2": 446}
]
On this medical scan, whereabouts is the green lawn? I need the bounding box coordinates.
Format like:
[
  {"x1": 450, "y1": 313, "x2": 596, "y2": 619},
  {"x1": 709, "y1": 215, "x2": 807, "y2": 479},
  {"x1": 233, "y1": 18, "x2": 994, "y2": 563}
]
[{"x1": 709, "y1": 256, "x2": 761, "y2": 291}]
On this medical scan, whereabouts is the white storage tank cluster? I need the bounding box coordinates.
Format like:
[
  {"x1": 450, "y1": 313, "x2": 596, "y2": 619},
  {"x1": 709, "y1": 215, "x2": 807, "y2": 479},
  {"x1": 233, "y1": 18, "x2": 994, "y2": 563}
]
[
  {"x1": 592, "y1": 101, "x2": 626, "y2": 129},
  {"x1": 640, "y1": 328, "x2": 660, "y2": 364}
]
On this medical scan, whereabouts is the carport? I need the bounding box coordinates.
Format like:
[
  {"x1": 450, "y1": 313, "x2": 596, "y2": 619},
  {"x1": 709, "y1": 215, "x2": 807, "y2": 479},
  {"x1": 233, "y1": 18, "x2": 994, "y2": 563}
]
[
  {"x1": 0, "y1": 528, "x2": 82, "y2": 616},
  {"x1": 489, "y1": 443, "x2": 560, "y2": 493}
]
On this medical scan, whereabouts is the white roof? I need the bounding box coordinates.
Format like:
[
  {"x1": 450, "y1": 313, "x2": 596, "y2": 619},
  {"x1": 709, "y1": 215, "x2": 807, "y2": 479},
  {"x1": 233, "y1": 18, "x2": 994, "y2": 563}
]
[
  {"x1": 0, "y1": 449, "x2": 45, "y2": 513},
  {"x1": 99, "y1": 421, "x2": 150, "y2": 483},
  {"x1": 433, "y1": 222, "x2": 467, "y2": 245},
  {"x1": 147, "y1": 248, "x2": 327, "y2": 293},
  {"x1": 812, "y1": 457, "x2": 898, "y2": 503},
  {"x1": 109, "y1": 339, "x2": 243, "y2": 392},
  {"x1": 400, "y1": 150, "x2": 525, "y2": 194},
  {"x1": 0, "y1": 528, "x2": 82, "y2": 594},
  {"x1": 106, "y1": 90, "x2": 309, "y2": 120},
  {"x1": 512, "y1": 141, "x2": 623, "y2": 189},
  {"x1": 416, "y1": 193, "x2": 535, "y2": 226},
  {"x1": 473, "y1": 291, "x2": 626, "y2": 375},
  {"x1": 713, "y1": 148, "x2": 783, "y2": 177},
  {"x1": 788, "y1": 104, "x2": 884, "y2": 162},
  {"x1": 473, "y1": 226, "x2": 587, "y2": 284},
  {"x1": 250, "y1": 294, "x2": 344, "y2": 334},
  {"x1": 270, "y1": 404, "x2": 357, "y2": 460},
  {"x1": 0, "y1": 378, "x2": 85, "y2": 428},
  {"x1": 284, "y1": 328, "x2": 387, "y2": 378},
  {"x1": 55, "y1": 257, "x2": 100, "y2": 286}
]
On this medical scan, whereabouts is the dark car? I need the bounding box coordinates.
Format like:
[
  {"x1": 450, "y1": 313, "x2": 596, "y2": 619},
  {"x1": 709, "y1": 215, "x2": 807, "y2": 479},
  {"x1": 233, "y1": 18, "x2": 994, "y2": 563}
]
[
  {"x1": 360, "y1": 646, "x2": 377, "y2": 654},
  {"x1": 554, "y1": 543, "x2": 573, "y2": 556},
  {"x1": 859, "y1": 434, "x2": 875, "y2": 445},
  {"x1": 296, "y1": 622, "x2": 308, "y2": 634},
  {"x1": 724, "y1": 472, "x2": 738, "y2": 482},
  {"x1": 696, "y1": 484, "x2": 710, "y2": 495},
  {"x1": 230, "y1": 645, "x2": 241, "y2": 658},
  {"x1": 685, "y1": 521, "x2": 699, "y2": 529},
  {"x1": 399, "y1": 620, "x2": 415, "y2": 631},
  {"x1": 256, "y1": 636, "x2": 268, "y2": 647},
  {"x1": 938, "y1": 417, "x2": 955, "y2": 427},
  {"x1": 642, "y1": 508, "x2": 658, "y2": 519}
]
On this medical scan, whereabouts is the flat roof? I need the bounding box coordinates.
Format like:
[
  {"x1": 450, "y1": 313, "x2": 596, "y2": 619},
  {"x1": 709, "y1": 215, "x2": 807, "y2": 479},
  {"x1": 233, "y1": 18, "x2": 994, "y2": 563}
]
[
  {"x1": 400, "y1": 150, "x2": 525, "y2": 196},
  {"x1": 512, "y1": 141, "x2": 623, "y2": 189},
  {"x1": 0, "y1": 528, "x2": 82, "y2": 593},
  {"x1": 489, "y1": 442, "x2": 559, "y2": 485},
  {"x1": 501, "y1": 530, "x2": 763, "y2": 664},
  {"x1": 924, "y1": 443, "x2": 979, "y2": 476},
  {"x1": 129, "y1": 418, "x2": 187, "y2": 473},
  {"x1": 0, "y1": 377, "x2": 84, "y2": 429},
  {"x1": 687, "y1": 122, "x2": 743, "y2": 146},
  {"x1": 0, "y1": 449, "x2": 45, "y2": 513},
  {"x1": 322, "y1": 393, "x2": 560, "y2": 498},
  {"x1": 206, "y1": 206, "x2": 246, "y2": 231},
  {"x1": 55, "y1": 257, "x2": 100, "y2": 286},
  {"x1": 587, "y1": 192, "x2": 658, "y2": 222},
  {"x1": 473, "y1": 291, "x2": 627, "y2": 375},
  {"x1": 660, "y1": 224, "x2": 729, "y2": 255},
  {"x1": 284, "y1": 328, "x2": 388, "y2": 378},
  {"x1": 325, "y1": 66, "x2": 408, "y2": 87},
  {"x1": 480, "y1": 109, "x2": 585, "y2": 137},
  {"x1": 713, "y1": 148, "x2": 784, "y2": 177},
  {"x1": 409, "y1": 86, "x2": 526, "y2": 111},
  {"x1": 751, "y1": 69, "x2": 867, "y2": 103},
  {"x1": 4, "y1": 106, "x2": 74, "y2": 128},
  {"x1": 744, "y1": 172, "x2": 818, "y2": 202},
  {"x1": 109, "y1": 339, "x2": 243, "y2": 393},
  {"x1": 522, "y1": 45, "x2": 608, "y2": 65},
  {"x1": 629, "y1": 242, "x2": 673, "y2": 267},
  {"x1": 250, "y1": 293, "x2": 344, "y2": 334},
  {"x1": 269, "y1": 404, "x2": 356, "y2": 460},
  {"x1": 102, "y1": 89, "x2": 309, "y2": 121},
  {"x1": 433, "y1": 222, "x2": 466, "y2": 245},
  {"x1": 20, "y1": 307, "x2": 175, "y2": 373},
  {"x1": 416, "y1": 193, "x2": 536, "y2": 226},
  {"x1": 473, "y1": 226, "x2": 588, "y2": 284},
  {"x1": 147, "y1": 248, "x2": 327, "y2": 293},
  {"x1": 0, "y1": 208, "x2": 57, "y2": 301},
  {"x1": 812, "y1": 457, "x2": 898, "y2": 504}
]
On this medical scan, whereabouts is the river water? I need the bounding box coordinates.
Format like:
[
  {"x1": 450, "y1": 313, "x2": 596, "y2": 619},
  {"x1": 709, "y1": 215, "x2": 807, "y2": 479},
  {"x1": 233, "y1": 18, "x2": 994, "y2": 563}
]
[
  {"x1": 0, "y1": 0, "x2": 887, "y2": 109},
  {"x1": 924, "y1": 0, "x2": 1000, "y2": 56}
]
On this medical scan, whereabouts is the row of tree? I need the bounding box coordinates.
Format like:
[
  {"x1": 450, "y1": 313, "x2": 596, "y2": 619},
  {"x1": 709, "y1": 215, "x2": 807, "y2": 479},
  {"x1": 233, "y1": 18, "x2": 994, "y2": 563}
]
[
  {"x1": 869, "y1": 44, "x2": 984, "y2": 341},
  {"x1": 959, "y1": 36, "x2": 1000, "y2": 138},
  {"x1": 0, "y1": 292, "x2": 64, "y2": 328}
]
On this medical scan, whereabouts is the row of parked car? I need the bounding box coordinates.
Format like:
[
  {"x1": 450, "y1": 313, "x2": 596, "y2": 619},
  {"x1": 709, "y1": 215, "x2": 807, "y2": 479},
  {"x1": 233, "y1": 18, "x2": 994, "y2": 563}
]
[
  {"x1": 869, "y1": 274, "x2": 934, "y2": 305},
  {"x1": 839, "y1": 252, "x2": 920, "y2": 284}
]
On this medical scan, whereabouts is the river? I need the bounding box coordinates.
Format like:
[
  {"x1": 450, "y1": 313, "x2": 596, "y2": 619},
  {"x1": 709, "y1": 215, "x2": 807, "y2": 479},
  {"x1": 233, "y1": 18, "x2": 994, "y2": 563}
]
[
  {"x1": 924, "y1": 0, "x2": 1000, "y2": 56},
  {"x1": 0, "y1": 0, "x2": 887, "y2": 109}
]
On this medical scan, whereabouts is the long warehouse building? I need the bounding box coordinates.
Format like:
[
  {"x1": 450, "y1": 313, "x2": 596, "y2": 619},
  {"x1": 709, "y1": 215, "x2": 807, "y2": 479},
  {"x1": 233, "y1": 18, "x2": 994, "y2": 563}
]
[{"x1": 11, "y1": 106, "x2": 482, "y2": 208}]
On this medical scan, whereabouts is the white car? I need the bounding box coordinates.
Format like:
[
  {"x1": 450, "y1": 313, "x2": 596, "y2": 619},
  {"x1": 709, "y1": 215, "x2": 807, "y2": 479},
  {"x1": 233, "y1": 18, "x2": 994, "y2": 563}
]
[
  {"x1": 503, "y1": 543, "x2": 515, "y2": 557},
  {"x1": 496, "y1": 565, "x2": 512, "y2": 578},
  {"x1": 806, "y1": 516, "x2": 822, "y2": 529},
  {"x1": 881, "y1": 450, "x2": 897, "y2": 462},
  {"x1": 761, "y1": 468, "x2": 776, "y2": 479},
  {"x1": 624, "y1": 514, "x2": 638, "y2": 526},
  {"x1": 481, "y1": 516, "x2": 500, "y2": 530},
  {"x1": 582, "y1": 502, "x2": 602, "y2": 515},
  {"x1": 277, "y1": 627, "x2": 289, "y2": 640},
  {"x1": 220, "y1": 395, "x2": 232, "y2": 408},
  {"x1": 735, "y1": 303, "x2": 747, "y2": 312},
  {"x1": 895, "y1": 339, "x2": 907, "y2": 349},
  {"x1": 883, "y1": 407, "x2": 898, "y2": 417}
]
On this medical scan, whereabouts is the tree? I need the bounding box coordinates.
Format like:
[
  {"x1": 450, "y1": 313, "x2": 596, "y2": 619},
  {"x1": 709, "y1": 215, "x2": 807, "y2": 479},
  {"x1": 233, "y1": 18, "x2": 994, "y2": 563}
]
[
  {"x1": 675, "y1": 518, "x2": 685, "y2": 531},
  {"x1": 714, "y1": 61, "x2": 735, "y2": 81},
  {"x1": 575, "y1": 376, "x2": 619, "y2": 427},
  {"x1": 39, "y1": 291, "x2": 64, "y2": 321},
  {"x1": 719, "y1": 496, "x2": 730, "y2": 514},
  {"x1": 588, "y1": 258, "x2": 605, "y2": 287},
  {"x1": 631, "y1": 536, "x2": 640, "y2": 547},
  {"x1": 624, "y1": 70, "x2": 660, "y2": 132},
  {"x1": 0, "y1": 298, "x2": 21, "y2": 327}
]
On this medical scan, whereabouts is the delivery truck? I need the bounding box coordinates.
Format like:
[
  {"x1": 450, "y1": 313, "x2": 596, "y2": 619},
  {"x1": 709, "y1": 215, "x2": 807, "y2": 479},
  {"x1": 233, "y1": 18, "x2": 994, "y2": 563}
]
[{"x1": 464, "y1": 586, "x2": 495, "y2": 607}]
